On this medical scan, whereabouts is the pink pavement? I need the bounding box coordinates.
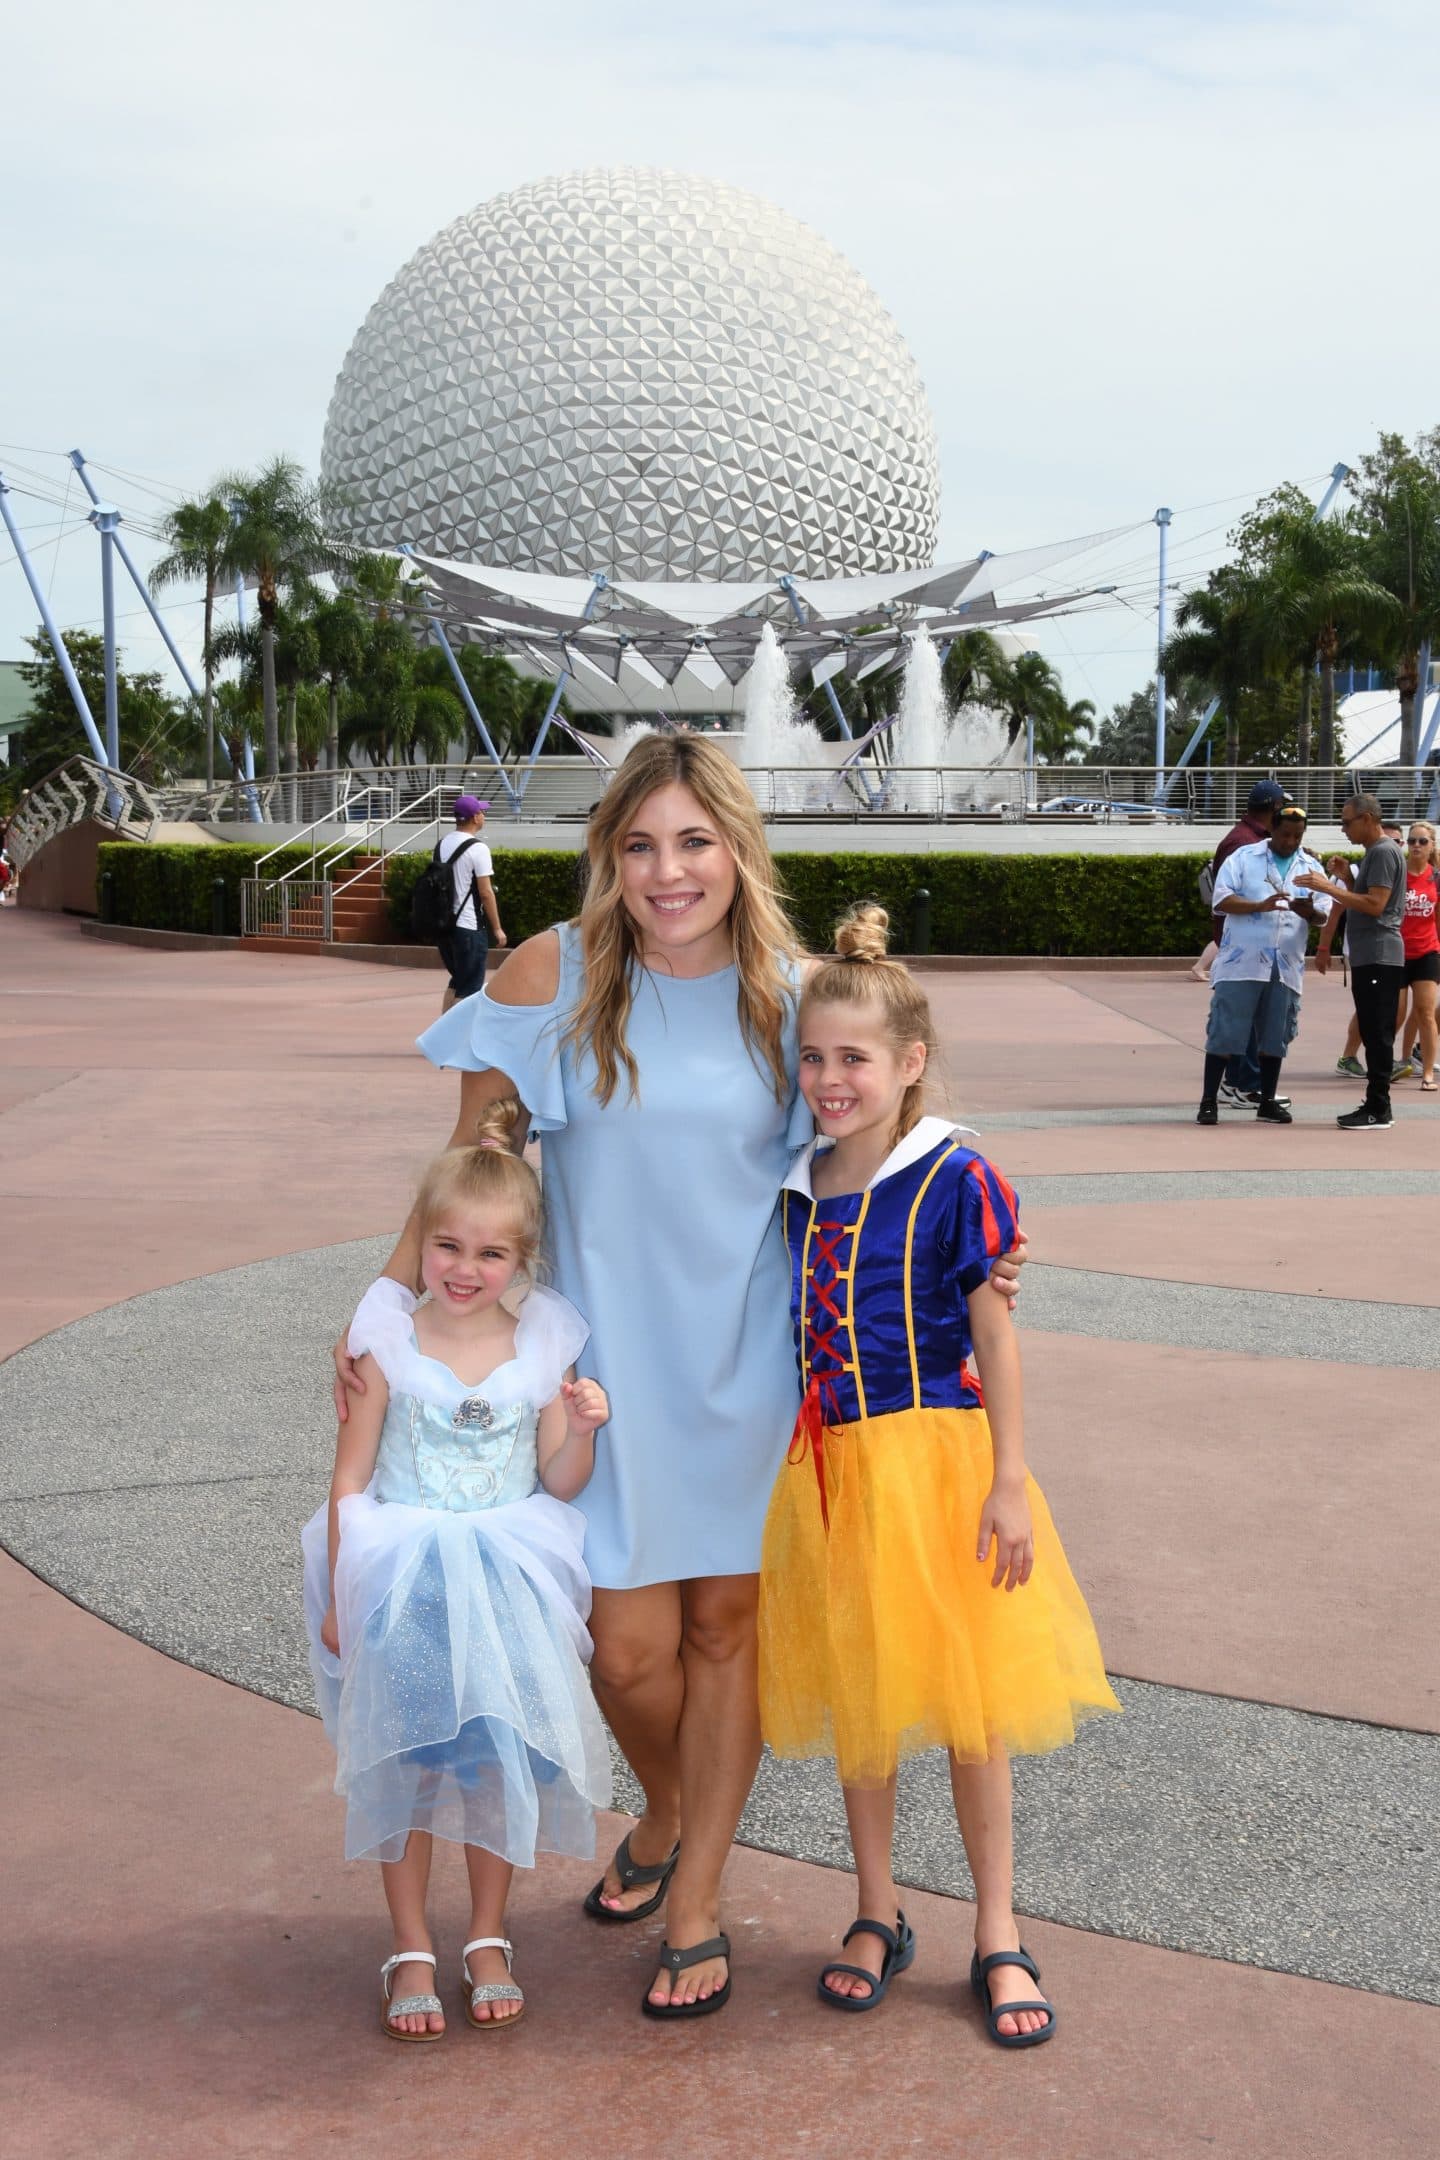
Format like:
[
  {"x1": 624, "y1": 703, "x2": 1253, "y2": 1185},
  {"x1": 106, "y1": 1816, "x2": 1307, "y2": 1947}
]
[{"x1": 2, "y1": 911, "x2": 1436, "y2": 2157}]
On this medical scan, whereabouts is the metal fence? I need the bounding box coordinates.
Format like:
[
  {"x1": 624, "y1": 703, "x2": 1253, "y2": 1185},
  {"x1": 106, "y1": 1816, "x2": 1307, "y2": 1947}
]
[{"x1": 239, "y1": 878, "x2": 333, "y2": 940}]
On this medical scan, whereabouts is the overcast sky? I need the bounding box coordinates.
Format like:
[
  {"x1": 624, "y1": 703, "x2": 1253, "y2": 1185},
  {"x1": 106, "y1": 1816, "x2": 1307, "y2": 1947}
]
[{"x1": 3, "y1": 0, "x2": 1437, "y2": 722}]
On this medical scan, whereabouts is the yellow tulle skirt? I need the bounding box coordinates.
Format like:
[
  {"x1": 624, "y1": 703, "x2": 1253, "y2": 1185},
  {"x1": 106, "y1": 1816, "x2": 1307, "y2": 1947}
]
[{"x1": 758, "y1": 1405, "x2": 1121, "y2": 1786}]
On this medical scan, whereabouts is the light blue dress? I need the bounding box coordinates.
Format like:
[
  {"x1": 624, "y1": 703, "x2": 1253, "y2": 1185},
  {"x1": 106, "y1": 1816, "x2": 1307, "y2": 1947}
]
[{"x1": 417, "y1": 922, "x2": 810, "y2": 1590}]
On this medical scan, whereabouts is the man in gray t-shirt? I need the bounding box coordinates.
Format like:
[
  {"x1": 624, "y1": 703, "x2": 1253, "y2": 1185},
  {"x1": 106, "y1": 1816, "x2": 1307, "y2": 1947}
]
[{"x1": 1297, "y1": 793, "x2": 1406, "y2": 1126}]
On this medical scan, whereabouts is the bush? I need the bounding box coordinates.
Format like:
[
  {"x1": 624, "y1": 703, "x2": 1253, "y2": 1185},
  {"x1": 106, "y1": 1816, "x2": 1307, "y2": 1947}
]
[
  {"x1": 102, "y1": 843, "x2": 1218, "y2": 956},
  {"x1": 97, "y1": 842, "x2": 364, "y2": 935}
]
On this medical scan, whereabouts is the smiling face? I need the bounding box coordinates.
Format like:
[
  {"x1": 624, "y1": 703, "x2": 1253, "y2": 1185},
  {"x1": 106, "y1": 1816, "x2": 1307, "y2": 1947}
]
[
  {"x1": 617, "y1": 780, "x2": 740, "y2": 970},
  {"x1": 798, "y1": 996, "x2": 927, "y2": 1150},
  {"x1": 419, "y1": 1201, "x2": 524, "y2": 1317}
]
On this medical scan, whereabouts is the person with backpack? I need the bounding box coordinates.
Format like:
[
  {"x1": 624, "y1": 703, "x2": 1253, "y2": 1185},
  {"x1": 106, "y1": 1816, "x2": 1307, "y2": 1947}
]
[{"x1": 412, "y1": 796, "x2": 506, "y2": 1009}]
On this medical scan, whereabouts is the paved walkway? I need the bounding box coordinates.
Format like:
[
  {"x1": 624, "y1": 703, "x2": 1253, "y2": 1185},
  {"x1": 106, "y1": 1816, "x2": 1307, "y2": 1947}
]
[{"x1": 2, "y1": 911, "x2": 1436, "y2": 2156}]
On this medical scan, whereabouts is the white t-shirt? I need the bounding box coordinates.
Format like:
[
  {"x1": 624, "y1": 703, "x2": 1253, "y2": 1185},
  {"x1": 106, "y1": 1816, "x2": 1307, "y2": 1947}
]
[{"x1": 438, "y1": 828, "x2": 493, "y2": 932}]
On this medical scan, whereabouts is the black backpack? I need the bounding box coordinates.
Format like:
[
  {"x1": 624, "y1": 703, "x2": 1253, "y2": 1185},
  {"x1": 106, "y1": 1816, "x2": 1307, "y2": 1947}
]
[{"x1": 410, "y1": 836, "x2": 481, "y2": 940}]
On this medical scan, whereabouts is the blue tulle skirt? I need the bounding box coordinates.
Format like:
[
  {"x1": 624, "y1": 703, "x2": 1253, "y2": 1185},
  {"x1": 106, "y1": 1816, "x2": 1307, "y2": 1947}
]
[{"x1": 301, "y1": 1488, "x2": 612, "y2": 1864}]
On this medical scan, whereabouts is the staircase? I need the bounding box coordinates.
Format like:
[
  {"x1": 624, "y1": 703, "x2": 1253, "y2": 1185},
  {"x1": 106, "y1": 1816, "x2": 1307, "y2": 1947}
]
[{"x1": 238, "y1": 853, "x2": 390, "y2": 953}]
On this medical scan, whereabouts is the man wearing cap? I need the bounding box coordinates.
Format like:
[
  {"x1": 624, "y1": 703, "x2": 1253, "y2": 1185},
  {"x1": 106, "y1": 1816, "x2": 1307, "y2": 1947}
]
[
  {"x1": 1197, "y1": 802, "x2": 1330, "y2": 1125},
  {"x1": 1295, "y1": 793, "x2": 1406, "y2": 1130},
  {"x1": 438, "y1": 795, "x2": 506, "y2": 1010},
  {"x1": 1205, "y1": 779, "x2": 1291, "y2": 1104}
]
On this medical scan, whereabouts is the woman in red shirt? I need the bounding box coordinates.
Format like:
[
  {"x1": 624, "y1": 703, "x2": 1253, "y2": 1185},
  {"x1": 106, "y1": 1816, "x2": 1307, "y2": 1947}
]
[{"x1": 1397, "y1": 821, "x2": 1440, "y2": 1089}]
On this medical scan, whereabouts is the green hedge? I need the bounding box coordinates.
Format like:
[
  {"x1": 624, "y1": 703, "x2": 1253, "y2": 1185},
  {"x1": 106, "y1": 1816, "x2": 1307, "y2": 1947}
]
[
  {"x1": 97, "y1": 842, "x2": 364, "y2": 935},
  {"x1": 389, "y1": 846, "x2": 1217, "y2": 956},
  {"x1": 102, "y1": 842, "x2": 1220, "y2": 955}
]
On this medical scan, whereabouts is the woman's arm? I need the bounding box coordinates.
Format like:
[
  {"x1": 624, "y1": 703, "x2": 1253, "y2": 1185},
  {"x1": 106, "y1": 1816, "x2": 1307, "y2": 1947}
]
[
  {"x1": 332, "y1": 932, "x2": 561, "y2": 1417},
  {"x1": 966, "y1": 1284, "x2": 1034, "y2": 1592},
  {"x1": 536, "y1": 1371, "x2": 610, "y2": 1502},
  {"x1": 320, "y1": 1353, "x2": 389, "y2": 1652}
]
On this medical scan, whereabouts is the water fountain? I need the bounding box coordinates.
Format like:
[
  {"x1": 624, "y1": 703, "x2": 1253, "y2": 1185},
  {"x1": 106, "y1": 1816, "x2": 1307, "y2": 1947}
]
[
  {"x1": 739, "y1": 622, "x2": 829, "y2": 812},
  {"x1": 889, "y1": 630, "x2": 949, "y2": 812}
]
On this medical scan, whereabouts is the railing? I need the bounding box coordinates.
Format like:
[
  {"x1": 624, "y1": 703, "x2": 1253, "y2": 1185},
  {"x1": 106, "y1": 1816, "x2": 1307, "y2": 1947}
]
[
  {"x1": 240, "y1": 878, "x2": 333, "y2": 940},
  {"x1": 3, "y1": 755, "x2": 166, "y2": 868}
]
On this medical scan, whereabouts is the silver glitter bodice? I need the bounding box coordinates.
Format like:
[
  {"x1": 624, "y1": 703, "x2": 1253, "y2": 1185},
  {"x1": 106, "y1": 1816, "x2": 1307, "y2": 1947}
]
[{"x1": 372, "y1": 1390, "x2": 541, "y2": 1512}]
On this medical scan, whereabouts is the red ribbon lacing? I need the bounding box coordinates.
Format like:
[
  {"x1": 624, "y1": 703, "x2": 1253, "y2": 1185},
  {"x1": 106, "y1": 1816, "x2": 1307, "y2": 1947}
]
[{"x1": 788, "y1": 1371, "x2": 843, "y2": 1533}]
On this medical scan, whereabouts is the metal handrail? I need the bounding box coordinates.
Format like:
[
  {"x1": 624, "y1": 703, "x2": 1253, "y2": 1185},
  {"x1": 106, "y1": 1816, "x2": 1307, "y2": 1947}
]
[
  {"x1": 3, "y1": 754, "x2": 165, "y2": 868},
  {"x1": 330, "y1": 782, "x2": 454, "y2": 900}
]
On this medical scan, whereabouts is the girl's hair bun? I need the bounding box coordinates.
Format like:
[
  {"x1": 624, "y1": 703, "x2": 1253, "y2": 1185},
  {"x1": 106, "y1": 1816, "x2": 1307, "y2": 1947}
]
[
  {"x1": 833, "y1": 902, "x2": 891, "y2": 965},
  {"x1": 472, "y1": 1094, "x2": 522, "y2": 1150}
]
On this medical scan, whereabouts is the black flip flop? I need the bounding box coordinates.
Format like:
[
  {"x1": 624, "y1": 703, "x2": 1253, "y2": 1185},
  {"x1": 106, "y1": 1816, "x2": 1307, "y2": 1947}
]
[
  {"x1": 970, "y1": 1945, "x2": 1057, "y2": 2048},
  {"x1": 817, "y1": 1912, "x2": 916, "y2": 2011},
  {"x1": 640, "y1": 1933, "x2": 731, "y2": 2020},
  {"x1": 582, "y1": 1830, "x2": 681, "y2": 1925}
]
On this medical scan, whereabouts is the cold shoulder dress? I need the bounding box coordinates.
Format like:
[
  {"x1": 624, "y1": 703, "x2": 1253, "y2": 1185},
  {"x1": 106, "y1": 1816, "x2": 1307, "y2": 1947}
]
[{"x1": 417, "y1": 922, "x2": 810, "y2": 1590}]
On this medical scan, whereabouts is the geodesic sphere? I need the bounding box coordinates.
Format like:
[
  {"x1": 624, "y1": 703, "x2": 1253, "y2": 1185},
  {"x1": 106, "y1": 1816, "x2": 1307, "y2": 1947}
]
[{"x1": 320, "y1": 167, "x2": 939, "y2": 579}]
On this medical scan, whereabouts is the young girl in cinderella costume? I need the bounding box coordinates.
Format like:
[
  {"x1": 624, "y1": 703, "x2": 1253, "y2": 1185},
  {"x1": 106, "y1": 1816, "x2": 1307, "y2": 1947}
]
[
  {"x1": 301, "y1": 1098, "x2": 612, "y2": 2041},
  {"x1": 759, "y1": 907, "x2": 1119, "y2": 2045}
]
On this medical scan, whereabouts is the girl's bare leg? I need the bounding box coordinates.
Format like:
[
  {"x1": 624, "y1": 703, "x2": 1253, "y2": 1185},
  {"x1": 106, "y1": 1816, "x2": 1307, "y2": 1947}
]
[
  {"x1": 822, "y1": 1779, "x2": 901, "y2": 1999},
  {"x1": 380, "y1": 1831, "x2": 443, "y2": 2035},
  {"x1": 461, "y1": 1845, "x2": 519, "y2": 2022},
  {"x1": 646, "y1": 1572, "x2": 761, "y2": 2009},
  {"x1": 588, "y1": 1581, "x2": 685, "y2": 1914},
  {"x1": 1414, "y1": 980, "x2": 1438, "y2": 1080},
  {"x1": 948, "y1": 1749, "x2": 1050, "y2": 2039}
]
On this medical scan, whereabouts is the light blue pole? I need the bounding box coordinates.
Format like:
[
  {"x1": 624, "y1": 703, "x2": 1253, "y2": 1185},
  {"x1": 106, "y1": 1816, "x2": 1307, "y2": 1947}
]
[
  {"x1": 516, "y1": 573, "x2": 608, "y2": 804},
  {"x1": 1153, "y1": 507, "x2": 1171, "y2": 801},
  {"x1": 0, "y1": 470, "x2": 111, "y2": 771},
  {"x1": 91, "y1": 503, "x2": 122, "y2": 769},
  {"x1": 398, "y1": 543, "x2": 519, "y2": 810},
  {"x1": 1315, "y1": 462, "x2": 1352, "y2": 520},
  {"x1": 779, "y1": 573, "x2": 853, "y2": 738},
  {"x1": 230, "y1": 499, "x2": 258, "y2": 790},
  {"x1": 1412, "y1": 638, "x2": 1432, "y2": 785}
]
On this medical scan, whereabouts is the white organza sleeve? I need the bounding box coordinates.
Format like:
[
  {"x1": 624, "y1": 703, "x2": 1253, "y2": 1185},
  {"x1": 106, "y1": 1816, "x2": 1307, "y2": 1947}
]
[
  {"x1": 512, "y1": 1284, "x2": 591, "y2": 1406},
  {"x1": 348, "y1": 1277, "x2": 420, "y2": 1394}
]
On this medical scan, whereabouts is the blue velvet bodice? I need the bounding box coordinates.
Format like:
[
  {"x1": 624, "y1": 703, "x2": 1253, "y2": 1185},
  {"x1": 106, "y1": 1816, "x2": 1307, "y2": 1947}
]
[
  {"x1": 781, "y1": 1133, "x2": 1020, "y2": 1424},
  {"x1": 372, "y1": 1392, "x2": 541, "y2": 1512}
]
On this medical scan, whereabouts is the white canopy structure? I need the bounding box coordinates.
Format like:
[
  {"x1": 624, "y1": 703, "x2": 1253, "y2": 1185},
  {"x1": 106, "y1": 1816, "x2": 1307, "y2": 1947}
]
[{"x1": 399, "y1": 524, "x2": 1134, "y2": 718}]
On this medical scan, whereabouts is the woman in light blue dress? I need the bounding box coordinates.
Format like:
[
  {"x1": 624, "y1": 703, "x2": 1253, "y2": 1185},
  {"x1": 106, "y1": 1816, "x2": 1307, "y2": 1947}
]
[{"x1": 336, "y1": 736, "x2": 1020, "y2": 2018}]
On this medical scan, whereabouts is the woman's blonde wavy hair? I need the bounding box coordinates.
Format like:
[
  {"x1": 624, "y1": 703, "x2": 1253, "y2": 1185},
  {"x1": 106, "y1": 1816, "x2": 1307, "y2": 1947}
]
[
  {"x1": 566, "y1": 734, "x2": 800, "y2": 1106},
  {"x1": 802, "y1": 903, "x2": 937, "y2": 1147}
]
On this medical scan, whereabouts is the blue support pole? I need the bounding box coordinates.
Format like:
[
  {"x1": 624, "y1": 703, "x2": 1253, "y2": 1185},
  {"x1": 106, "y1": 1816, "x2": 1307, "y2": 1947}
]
[
  {"x1": 398, "y1": 544, "x2": 519, "y2": 810},
  {"x1": 516, "y1": 574, "x2": 608, "y2": 803},
  {"x1": 0, "y1": 470, "x2": 112, "y2": 774},
  {"x1": 778, "y1": 573, "x2": 853, "y2": 738},
  {"x1": 1153, "y1": 507, "x2": 1171, "y2": 801},
  {"x1": 91, "y1": 503, "x2": 122, "y2": 770},
  {"x1": 1315, "y1": 462, "x2": 1352, "y2": 520}
]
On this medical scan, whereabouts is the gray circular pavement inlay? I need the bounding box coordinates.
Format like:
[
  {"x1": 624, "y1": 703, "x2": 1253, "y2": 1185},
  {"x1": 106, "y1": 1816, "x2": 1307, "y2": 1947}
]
[{"x1": 2, "y1": 1240, "x2": 1436, "y2": 2003}]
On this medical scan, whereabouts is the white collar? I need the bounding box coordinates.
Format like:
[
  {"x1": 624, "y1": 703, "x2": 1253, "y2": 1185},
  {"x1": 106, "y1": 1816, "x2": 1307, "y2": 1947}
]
[{"x1": 782, "y1": 1114, "x2": 976, "y2": 1200}]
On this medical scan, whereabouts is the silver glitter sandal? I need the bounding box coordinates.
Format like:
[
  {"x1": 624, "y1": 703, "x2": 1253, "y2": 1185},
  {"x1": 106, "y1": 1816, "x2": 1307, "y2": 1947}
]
[
  {"x1": 461, "y1": 1936, "x2": 526, "y2": 2031},
  {"x1": 380, "y1": 1950, "x2": 445, "y2": 2042}
]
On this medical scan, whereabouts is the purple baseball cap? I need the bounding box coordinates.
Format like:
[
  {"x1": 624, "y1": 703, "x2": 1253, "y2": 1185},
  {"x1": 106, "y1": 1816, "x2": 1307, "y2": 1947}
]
[{"x1": 454, "y1": 794, "x2": 489, "y2": 819}]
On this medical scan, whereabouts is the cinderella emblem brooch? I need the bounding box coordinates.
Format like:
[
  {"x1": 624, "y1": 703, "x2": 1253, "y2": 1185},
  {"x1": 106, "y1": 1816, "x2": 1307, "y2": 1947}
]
[{"x1": 452, "y1": 1396, "x2": 495, "y2": 1431}]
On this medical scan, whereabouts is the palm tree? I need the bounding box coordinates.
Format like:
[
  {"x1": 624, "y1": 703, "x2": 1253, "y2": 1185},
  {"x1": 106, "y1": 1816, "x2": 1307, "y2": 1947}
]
[
  {"x1": 1162, "y1": 568, "x2": 1271, "y2": 815},
  {"x1": 149, "y1": 492, "x2": 232, "y2": 789},
  {"x1": 1355, "y1": 435, "x2": 1440, "y2": 772},
  {"x1": 216, "y1": 458, "x2": 353, "y2": 784},
  {"x1": 311, "y1": 593, "x2": 367, "y2": 775},
  {"x1": 941, "y1": 629, "x2": 1009, "y2": 712},
  {"x1": 985, "y1": 649, "x2": 1094, "y2": 763},
  {"x1": 1254, "y1": 509, "x2": 1400, "y2": 773}
]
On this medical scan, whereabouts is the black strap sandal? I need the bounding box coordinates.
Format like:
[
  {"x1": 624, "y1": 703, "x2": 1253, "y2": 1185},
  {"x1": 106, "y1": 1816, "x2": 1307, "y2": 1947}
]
[
  {"x1": 970, "y1": 1945, "x2": 1057, "y2": 2048},
  {"x1": 817, "y1": 1912, "x2": 916, "y2": 2011},
  {"x1": 640, "y1": 1933, "x2": 732, "y2": 2020},
  {"x1": 582, "y1": 1831, "x2": 681, "y2": 1925}
]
